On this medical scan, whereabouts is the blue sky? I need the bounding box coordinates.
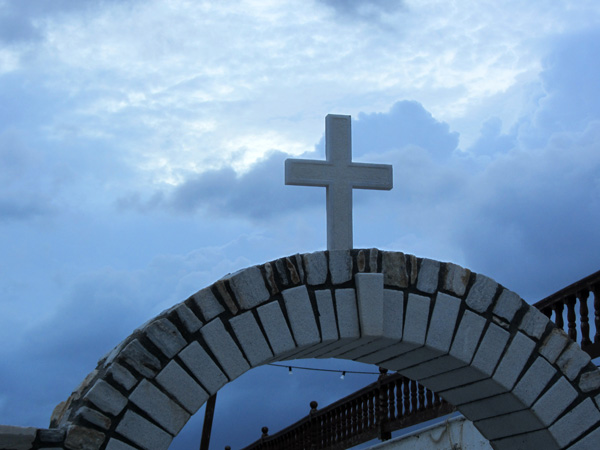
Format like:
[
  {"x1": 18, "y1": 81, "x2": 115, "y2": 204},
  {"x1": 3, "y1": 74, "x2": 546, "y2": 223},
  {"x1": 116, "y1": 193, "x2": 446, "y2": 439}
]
[{"x1": 1, "y1": 0, "x2": 600, "y2": 448}]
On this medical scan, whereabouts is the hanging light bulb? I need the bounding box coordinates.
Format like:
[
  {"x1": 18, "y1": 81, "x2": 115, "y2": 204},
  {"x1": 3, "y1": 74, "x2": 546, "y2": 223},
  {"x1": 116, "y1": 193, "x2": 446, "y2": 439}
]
[
  {"x1": 340, "y1": 371, "x2": 346, "y2": 380},
  {"x1": 288, "y1": 366, "x2": 293, "y2": 375}
]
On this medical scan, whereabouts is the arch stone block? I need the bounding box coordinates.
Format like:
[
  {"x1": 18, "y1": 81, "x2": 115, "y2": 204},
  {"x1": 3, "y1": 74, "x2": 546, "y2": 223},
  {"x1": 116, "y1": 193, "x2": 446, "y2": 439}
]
[{"x1": 9, "y1": 249, "x2": 600, "y2": 450}]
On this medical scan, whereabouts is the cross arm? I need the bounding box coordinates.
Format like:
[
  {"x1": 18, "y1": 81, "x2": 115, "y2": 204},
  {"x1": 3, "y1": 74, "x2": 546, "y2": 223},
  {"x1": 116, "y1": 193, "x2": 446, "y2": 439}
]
[
  {"x1": 285, "y1": 158, "x2": 334, "y2": 187},
  {"x1": 348, "y1": 163, "x2": 393, "y2": 190}
]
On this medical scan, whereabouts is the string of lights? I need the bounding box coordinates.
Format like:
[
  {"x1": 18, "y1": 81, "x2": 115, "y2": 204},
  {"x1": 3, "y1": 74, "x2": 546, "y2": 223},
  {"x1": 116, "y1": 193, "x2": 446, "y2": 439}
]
[{"x1": 268, "y1": 363, "x2": 381, "y2": 378}]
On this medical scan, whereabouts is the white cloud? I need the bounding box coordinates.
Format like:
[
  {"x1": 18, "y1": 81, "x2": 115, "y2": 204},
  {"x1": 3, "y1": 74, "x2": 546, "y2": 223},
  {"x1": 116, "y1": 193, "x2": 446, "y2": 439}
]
[{"x1": 3, "y1": 0, "x2": 596, "y2": 191}]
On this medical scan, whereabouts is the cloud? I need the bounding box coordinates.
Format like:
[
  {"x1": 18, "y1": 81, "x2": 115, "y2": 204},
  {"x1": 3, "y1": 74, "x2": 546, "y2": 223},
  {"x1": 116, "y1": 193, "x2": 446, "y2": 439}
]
[
  {"x1": 353, "y1": 101, "x2": 459, "y2": 159},
  {"x1": 459, "y1": 121, "x2": 600, "y2": 299},
  {"x1": 466, "y1": 117, "x2": 517, "y2": 157},
  {"x1": 451, "y1": 30, "x2": 600, "y2": 298},
  {"x1": 517, "y1": 29, "x2": 600, "y2": 150},
  {"x1": 5, "y1": 0, "x2": 590, "y2": 187},
  {"x1": 117, "y1": 150, "x2": 320, "y2": 219},
  {"x1": 0, "y1": 0, "x2": 136, "y2": 45},
  {"x1": 319, "y1": 0, "x2": 405, "y2": 21},
  {"x1": 0, "y1": 3, "x2": 41, "y2": 44},
  {"x1": 0, "y1": 197, "x2": 52, "y2": 221},
  {"x1": 0, "y1": 129, "x2": 56, "y2": 221},
  {"x1": 2, "y1": 5, "x2": 600, "y2": 446},
  {"x1": 0, "y1": 241, "x2": 261, "y2": 427},
  {"x1": 117, "y1": 101, "x2": 460, "y2": 222}
]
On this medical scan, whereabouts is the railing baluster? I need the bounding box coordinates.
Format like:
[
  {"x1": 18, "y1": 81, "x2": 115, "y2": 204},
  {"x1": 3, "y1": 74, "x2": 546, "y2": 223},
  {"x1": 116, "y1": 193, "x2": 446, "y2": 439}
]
[
  {"x1": 337, "y1": 406, "x2": 343, "y2": 442},
  {"x1": 352, "y1": 399, "x2": 358, "y2": 436},
  {"x1": 410, "y1": 380, "x2": 418, "y2": 413},
  {"x1": 418, "y1": 383, "x2": 425, "y2": 411},
  {"x1": 343, "y1": 402, "x2": 349, "y2": 440},
  {"x1": 554, "y1": 301, "x2": 565, "y2": 330},
  {"x1": 403, "y1": 378, "x2": 410, "y2": 415},
  {"x1": 426, "y1": 387, "x2": 433, "y2": 409},
  {"x1": 354, "y1": 398, "x2": 360, "y2": 435},
  {"x1": 380, "y1": 385, "x2": 389, "y2": 422},
  {"x1": 359, "y1": 395, "x2": 365, "y2": 432},
  {"x1": 595, "y1": 285, "x2": 600, "y2": 344},
  {"x1": 388, "y1": 382, "x2": 396, "y2": 420},
  {"x1": 331, "y1": 410, "x2": 336, "y2": 446},
  {"x1": 567, "y1": 294, "x2": 577, "y2": 342},
  {"x1": 579, "y1": 289, "x2": 592, "y2": 347},
  {"x1": 368, "y1": 392, "x2": 375, "y2": 429},
  {"x1": 395, "y1": 378, "x2": 402, "y2": 418},
  {"x1": 335, "y1": 409, "x2": 340, "y2": 444}
]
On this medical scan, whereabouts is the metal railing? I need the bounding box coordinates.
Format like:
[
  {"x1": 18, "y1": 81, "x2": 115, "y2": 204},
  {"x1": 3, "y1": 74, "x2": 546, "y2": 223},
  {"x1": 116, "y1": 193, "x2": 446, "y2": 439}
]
[
  {"x1": 239, "y1": 370, "x2": 454, "y2": 450},
  {"x1": 231, "y1": 269, "x2": 600, "y2": 450}
]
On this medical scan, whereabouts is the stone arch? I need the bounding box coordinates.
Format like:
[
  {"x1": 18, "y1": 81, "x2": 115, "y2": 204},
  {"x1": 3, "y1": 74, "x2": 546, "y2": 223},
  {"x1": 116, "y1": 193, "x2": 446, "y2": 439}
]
[{"x1": 43, "y1": 249, "x2": 600, "y2": 450}]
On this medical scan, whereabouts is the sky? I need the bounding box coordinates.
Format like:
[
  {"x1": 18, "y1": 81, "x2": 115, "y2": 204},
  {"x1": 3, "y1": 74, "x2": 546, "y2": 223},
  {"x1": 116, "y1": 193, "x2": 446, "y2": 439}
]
[{"x1": 1, "y1": 0, "x2": 600, "y2": 448}]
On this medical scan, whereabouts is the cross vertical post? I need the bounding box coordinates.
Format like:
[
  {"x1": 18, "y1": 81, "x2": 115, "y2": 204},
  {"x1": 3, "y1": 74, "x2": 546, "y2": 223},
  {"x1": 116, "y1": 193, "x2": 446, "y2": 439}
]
[{"x1": 285, "y1": 114, "x2": 393, "y2": 251}]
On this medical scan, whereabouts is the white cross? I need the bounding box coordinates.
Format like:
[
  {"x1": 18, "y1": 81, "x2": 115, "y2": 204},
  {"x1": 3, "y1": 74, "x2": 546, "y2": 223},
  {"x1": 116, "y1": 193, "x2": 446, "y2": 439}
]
[{"x1": 285, "y1": 114, "x2": 393, "y2": 251}]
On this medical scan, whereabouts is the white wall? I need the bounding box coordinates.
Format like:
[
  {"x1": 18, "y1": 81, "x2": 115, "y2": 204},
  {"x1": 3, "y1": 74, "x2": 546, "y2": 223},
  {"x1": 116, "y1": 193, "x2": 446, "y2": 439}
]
[{"x1": 365, "y1": 416, "x2": 492, "y2": 450}]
